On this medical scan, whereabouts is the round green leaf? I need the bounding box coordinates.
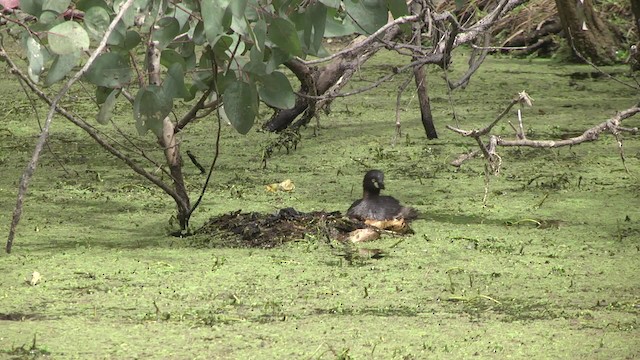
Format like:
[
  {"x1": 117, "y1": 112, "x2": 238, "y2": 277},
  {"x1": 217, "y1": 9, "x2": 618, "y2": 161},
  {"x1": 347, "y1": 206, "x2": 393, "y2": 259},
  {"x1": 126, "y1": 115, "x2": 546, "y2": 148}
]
[
  {"x1": 267, "y1": 18, "x2": 303, "y2": 57},
  {"x1": 223, "y1": 81, "x2": 258, "y2": 135},
  {"x1": 162, "y1": 63, "x2": 191, "y2": 100},
  {"x1": 133, "y1": 85, "x2": 172, "y2": 136},
  {"x1": 84, "y1": 6, "x2": 111, "y2": 41},
  {"x1": 85, "y1": 52, "x2": 131, "y2": 88},
  {"x1": 258, "y1": 71, "x2": 295, "y2": 109},
  {"x1": 20, "y1": 0, "x2": 44, "y2": 17},
  {"x1": 25, "y1": 36, "x2": 45, "y2": 83},
  {"x1": 76, "y1": 0, "x2": 109, "y2": 12},
  {"x1": 201, "y1": 0, "x2": 232, "y2": 46},
  {"x1": 43, "y1": 0, "x2": 70, "y2": 13},
  {"x1": 48, "y1": 21, "x2": 90, "y2": 55},
  {"x1": 343, "y1": 0, "x2": 388, "y2": 35},
  {"x1": 44, "y1": 52, "x2": 80, "y2": 86},
  {"x1": 96, "y1": 88, "x2": 119, "y2": 124},
  {"x1": 319, "y1": 0, "x2": 339, "y2": 7},
  {"x1": 152, "y1": 17, "x2": 180, "y2": 50}
]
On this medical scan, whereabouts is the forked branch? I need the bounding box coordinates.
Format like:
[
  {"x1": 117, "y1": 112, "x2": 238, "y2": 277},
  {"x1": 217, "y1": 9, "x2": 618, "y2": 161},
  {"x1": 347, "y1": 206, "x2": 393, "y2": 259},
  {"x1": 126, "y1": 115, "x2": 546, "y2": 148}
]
[{"x1": 448, "y1": 92, "x2": 640, "y2": 170}]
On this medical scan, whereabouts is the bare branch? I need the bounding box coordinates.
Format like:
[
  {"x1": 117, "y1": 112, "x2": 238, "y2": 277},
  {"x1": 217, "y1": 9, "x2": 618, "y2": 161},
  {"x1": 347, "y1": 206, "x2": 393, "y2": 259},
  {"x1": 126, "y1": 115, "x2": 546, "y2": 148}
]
[
  {"x1": 447, "y1": 92, "x2": 640, "y2": 169},
  {"x1": 6, "y1": 0, "x2": 137, "y2": 254},
  {"x1": 496, "y1": 107, "x2": 640, "y2": 147},
  {"x1": 446, "y1": 91, "x2": 534, "y2": 137},
  {"x1": 303, "y1": 14, "x2": 420, "y2": 66}
]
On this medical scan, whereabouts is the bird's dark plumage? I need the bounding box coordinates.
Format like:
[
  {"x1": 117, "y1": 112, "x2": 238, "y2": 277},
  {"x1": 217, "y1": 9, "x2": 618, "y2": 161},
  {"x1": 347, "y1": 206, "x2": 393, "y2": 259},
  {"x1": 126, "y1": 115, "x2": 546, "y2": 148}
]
[{"x1": 347, "y1": 170, "x2": 417, "y2": 221}]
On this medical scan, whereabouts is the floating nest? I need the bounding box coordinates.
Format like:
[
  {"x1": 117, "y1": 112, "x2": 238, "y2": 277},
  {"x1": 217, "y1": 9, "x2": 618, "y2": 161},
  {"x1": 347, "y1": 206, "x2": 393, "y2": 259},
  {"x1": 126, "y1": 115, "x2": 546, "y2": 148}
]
[{"x1": 194, "y1": 207, "x2": 413, "y2": 248}]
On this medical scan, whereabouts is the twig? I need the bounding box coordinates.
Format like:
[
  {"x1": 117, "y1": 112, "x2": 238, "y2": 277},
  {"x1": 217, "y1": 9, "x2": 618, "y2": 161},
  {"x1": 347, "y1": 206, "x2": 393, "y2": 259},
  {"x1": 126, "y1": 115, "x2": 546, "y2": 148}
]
[
  {"x1": 303, "y1": 14, "x2": 420, "y2": 65},
  {"x1": 446, "y1": 91, "x2": 534, "y2": 137},
  {"x1": 187, "y1": 57, "x2": 224, "y2": 219},
  {"x1": 6, "y1": 0, "x2": 137, "y2": 254},
  {"x1": 16, "y1": 77, "x2": 72, "y2": 176},
  {"x1": 566, "y1": 29, "x2": 639, "y2": 91},
  {"x1": 447, "y1": 91, "x2": 640, "y2": 170},
  {"x1": 392, "y1": 74, "x2": 413, "y2": 146}
]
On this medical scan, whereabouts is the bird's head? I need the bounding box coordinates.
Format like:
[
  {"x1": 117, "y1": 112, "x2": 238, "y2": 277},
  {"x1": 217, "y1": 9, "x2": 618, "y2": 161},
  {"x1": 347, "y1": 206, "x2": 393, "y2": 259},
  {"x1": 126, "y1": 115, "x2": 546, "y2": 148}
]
[{"x1": 363, "y1": 169, "x2": 385, "y2": 194}]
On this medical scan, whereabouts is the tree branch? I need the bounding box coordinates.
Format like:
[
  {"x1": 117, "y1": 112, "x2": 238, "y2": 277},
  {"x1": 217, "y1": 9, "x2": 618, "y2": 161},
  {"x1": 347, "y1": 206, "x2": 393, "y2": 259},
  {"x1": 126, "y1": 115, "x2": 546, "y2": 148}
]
[{"x1": 6, "y1": 0, "x2": 137, "y2": 254}]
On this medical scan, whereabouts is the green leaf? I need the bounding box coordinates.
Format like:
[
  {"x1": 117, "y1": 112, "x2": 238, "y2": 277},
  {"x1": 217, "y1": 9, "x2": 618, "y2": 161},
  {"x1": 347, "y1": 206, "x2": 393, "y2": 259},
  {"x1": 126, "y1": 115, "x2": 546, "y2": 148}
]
[
  {"x1": 96, "y1": 88, "x2": 119, "y2": 124},
  {"x1": 43, "y1": 0, "x2": 70, "y2": 13},
  {"x1": 133, "y1": 85, "x2": 172, "y2": 136},
  {"x1": 267, "y1": 17, "x2": 303, "y2": 57},
  {"x1": 119, "y1": 30, "x2": 142, "y2": 50},
  {"x1": 48, "y1": 21, "x2": 90, "y2": 55},
  {"x1": 229, "y1": 0, "x2": 248, "y2": 19},
  {"x1": 344, "y1": 0, "x2": 388, "y2": 34},
  {"x1": 85, "y1": 52, "x2": 131, "y2": 88},
  {"x1": 162, "y1": 63, "x2": 191, "y2": 100},
  {"x1": 386, "y1": 0, "x2": 410, "y2": 33},
  {"x1": 319, "y1": 0, "x2": 339, "y2": 7},
  {"x1": 306, "y1": 2, "x2": 327, "y2": 56},
  {"x1": 84, "y1": 6, "x2": 111, "y2": 41},
  {"x1": 229, "y1": 0, "x2": 248, "y2": 35},
  {"x1": 20, "y1": 0, "x2": 44, "y2": 17},
  {"x1": 167, "y1": 5, "x2": 191, "y2": 30},
  {"x1": 25, "y1": 36, "x2": 45, "y2": 83},
  {"x1": 214, "y1": 70, "x2": 236, "y2": 94},
  {"x1": 95, "y1": 86, "x2": 112, "y2": 104},
  {"x1": 386, "y1": 0, "x2": 408, "y2": 18},
  {"x1": 265, "y1": 47, "x2": 291, "y2": 73},
  {"x1": 252, "y1": 19, "x2": 267, "y2": 53},
  {"x1": 115, "y1": 0, "x2": 151, "y2": 28},
  {"x1": 223, "y1": 80, "x2": 258, "y2": 135},
  {"x1": 325, "y1": 8, "x2": 357, "y2": 37},
  {"x1": 106, "y1": 21, "x2": 126, "y2": 46},
  {"x1": 152, "y1": 17, "x2": 180, "y2": 50},
  {"x1": 244, "y1": 45, "x2": 266, "y2": 75},
  {"x1": 160, "y1": 49, "x2": 186, "y2": 70},
  {"x1": 39, "y1": 10, "x2": 61, "y2": 24},
  {"x1": 258, "y1": 71, "x2": 295, "y2": 109},
  {"x1": 44, "y1": 52, "x2": 80, "y2": 86},
  {"x1": 201, "y1": 0, "x2": 232, "y2": 46},
  {"x1": 76, "y1": 0, "x2": 109, "y2": 12}
]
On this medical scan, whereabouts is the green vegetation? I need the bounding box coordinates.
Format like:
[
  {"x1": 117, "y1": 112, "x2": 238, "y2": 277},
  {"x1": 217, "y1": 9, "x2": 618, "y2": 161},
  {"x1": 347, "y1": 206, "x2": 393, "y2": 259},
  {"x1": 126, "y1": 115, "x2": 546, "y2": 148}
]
[{"x1": 1, "y1": 51, "x2": 639, "y2": 358}]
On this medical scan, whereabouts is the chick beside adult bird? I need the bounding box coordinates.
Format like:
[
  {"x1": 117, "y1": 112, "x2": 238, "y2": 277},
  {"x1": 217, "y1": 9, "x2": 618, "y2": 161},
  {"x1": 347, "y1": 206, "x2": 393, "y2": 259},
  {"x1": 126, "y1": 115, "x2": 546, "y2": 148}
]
[{"x1": 347, "y1": 170, "x2": 417, "y2": 221}]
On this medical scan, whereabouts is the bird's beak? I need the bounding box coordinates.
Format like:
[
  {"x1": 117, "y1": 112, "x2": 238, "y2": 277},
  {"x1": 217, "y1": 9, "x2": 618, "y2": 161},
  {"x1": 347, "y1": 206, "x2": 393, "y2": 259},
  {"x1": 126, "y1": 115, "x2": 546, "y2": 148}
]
[{"x1": 374, "y1": 179, "x2": 385, "y2": 190}]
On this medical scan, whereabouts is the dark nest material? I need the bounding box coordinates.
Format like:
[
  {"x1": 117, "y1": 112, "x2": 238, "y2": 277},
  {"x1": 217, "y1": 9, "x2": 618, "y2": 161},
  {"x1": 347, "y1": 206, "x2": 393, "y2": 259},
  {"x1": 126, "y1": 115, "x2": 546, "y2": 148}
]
[{"x1": 195, "y1": 208, "x2": 412, "y2": 248}]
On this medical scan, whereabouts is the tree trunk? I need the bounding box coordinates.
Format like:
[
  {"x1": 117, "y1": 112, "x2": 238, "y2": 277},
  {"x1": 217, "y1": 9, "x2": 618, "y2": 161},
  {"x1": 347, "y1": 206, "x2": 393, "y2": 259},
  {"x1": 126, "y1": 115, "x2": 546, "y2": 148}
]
[
  {"x1": 554, "y1": 0, "x2": 618, "y2": 65},
  {"x1": 263, "y1": 25, "x2": 403, "y2": 132},
  {"x1": 412, "y1": 1, "x2": 437, "y2": 139},
  {"x1": 631, "y1": 0, "x2": 640, "y2": 71},
  {"x1": 148, "y1": 43, "x2": 191, "y2": 230}
]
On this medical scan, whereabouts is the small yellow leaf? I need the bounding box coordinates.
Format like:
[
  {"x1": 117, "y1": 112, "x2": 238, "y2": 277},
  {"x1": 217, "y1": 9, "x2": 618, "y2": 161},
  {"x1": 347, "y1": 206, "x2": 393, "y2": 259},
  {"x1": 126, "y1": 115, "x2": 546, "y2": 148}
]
[
  {"x1": 265, "y1": 179, "x2": 295, "y2": 192},
  {"x1": 278, "y1": 179, "x2": 295, "y2": 191},
  {"x1": 26, "y1": 271, "x2": 42, "y2": 286}
]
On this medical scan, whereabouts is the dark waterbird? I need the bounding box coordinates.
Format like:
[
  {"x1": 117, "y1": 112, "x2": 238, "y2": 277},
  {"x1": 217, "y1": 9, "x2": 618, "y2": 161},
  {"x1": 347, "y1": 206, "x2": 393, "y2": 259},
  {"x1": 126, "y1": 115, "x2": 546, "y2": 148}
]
[{"x1": 347, "y1": 170, "x2": 418, "y2": 221}]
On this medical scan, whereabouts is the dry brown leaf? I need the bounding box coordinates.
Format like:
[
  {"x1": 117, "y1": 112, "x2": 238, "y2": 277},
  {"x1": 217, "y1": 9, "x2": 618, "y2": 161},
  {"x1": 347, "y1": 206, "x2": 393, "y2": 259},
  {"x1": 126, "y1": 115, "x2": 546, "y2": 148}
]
[
  {"x1": 348, "y1": 228, "x2": 380, "y2": 243},
  {"x1": 365, "y1": 218, "x2": 408, "y2": 232}
]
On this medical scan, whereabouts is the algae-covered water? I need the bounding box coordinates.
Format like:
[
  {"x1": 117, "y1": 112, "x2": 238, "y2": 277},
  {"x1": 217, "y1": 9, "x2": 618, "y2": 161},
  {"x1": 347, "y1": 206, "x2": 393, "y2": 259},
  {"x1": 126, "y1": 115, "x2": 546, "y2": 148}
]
[{"x1": 0, "y1": 51, "x2": 638, "y2": 359}]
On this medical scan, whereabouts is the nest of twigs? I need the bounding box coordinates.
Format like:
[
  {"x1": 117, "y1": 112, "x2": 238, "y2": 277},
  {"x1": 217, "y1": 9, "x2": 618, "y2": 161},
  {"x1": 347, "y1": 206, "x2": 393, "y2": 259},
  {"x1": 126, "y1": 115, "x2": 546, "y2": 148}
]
[{"x1": 195, "y1": 208, "x2": 413, "y2": 248}]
